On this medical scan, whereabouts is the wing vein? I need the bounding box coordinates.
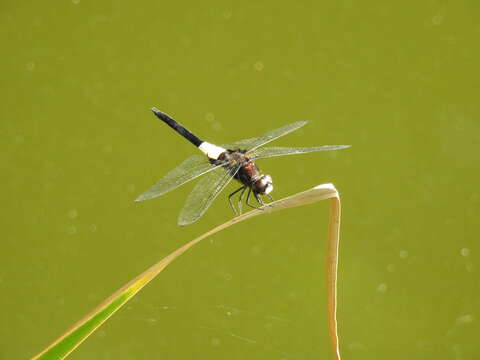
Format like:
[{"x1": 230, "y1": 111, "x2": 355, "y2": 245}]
[{"x1": 178, "y1": 164, "x2": 242, "y2": 226}]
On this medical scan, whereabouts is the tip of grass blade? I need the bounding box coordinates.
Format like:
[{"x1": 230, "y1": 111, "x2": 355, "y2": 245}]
[{"x1": 314, "y1": 183, "x2": 335, "y2": 190}]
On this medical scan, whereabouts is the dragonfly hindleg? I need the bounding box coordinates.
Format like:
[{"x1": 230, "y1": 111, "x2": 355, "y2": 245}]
[
  {"x1": 237, "y1": 186, "x2": 247, "y2": 214},
  {"x1": 228, "y1": 186, "x2": 246, "y2": 215}
]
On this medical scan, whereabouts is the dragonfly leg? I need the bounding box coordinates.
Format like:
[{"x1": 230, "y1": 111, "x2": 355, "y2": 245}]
[
  {"x1": 255, "y1": 193, "x2": 275, "y2": 208},
  {"x1": 228, "y1": 186, "x2": 246, "y2": 215},
  {"x1": 264, "y1": 193, "x2": 274, "y2": 206},
  {"x1": 255, "y1": 192, "x2": 266, "y2": 206},
  {"x1": 246, "y1": 188, "x2": 263, "y2": 210},
  {"x1": 246, "y1": 189, "x2": 264, "y2": 210},
  {"x1": 237, "y1": 186, "x2": 247, "y2": 214}
]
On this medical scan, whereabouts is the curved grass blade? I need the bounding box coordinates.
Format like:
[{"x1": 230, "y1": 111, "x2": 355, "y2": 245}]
[{"x1": 32, "y1": 184, "x2": 343, "y2": 360}]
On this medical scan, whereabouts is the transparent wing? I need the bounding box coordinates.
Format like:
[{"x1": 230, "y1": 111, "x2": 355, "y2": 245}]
[
  {"x1": 135, "y1": 155, "x2": 220, "y2": 201},
  {"x1": 221, "y1": 121, "x2": 308, "y2": 152},
  {"x1": 178, "y1": 164, "x2": 241, "y2": 226},
  {"x1": 249, "y1": 145, "x2": 351, "y2": 159}
]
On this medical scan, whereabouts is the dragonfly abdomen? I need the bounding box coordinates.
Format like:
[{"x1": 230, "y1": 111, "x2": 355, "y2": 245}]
[
  {"x1": 151, "y1": 108, "x2": 203, "y2": 147},
  {"x1": 152, "y1": 107, "x2": 226, "y2": 160}
]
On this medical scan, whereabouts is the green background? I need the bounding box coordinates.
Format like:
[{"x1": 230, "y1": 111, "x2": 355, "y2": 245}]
[{"x1": 1, "y1": 1, "x2": 478, "y2": 359}]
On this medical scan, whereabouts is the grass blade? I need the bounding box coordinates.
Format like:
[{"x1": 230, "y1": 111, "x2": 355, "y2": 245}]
[{"x1": 32, "y1": 183, "x2": 342, "y2": 360}]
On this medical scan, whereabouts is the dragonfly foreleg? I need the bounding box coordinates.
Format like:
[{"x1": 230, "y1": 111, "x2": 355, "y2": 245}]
[
  {"x1": 228, "y1": 186, "x2": 246, "y2": 215},
  {"x1": 246, "y1": 189, "x2": 264, "y2": 210},
  {"x1": 254, "y1": 192, "x2": 266, "y2": 206},
  {"x1": 245, "y1": 187, "x2": 262, "y2": 210},
  {"x1": 255, "y1": 192, "x2": 275, "y2": 209}
]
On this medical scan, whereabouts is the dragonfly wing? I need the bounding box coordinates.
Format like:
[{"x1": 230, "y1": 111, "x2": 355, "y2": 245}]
[
  {"x1": 221, "y1": 121, "x2": 308, "y2": 152},
  {"x1": 249, "y1": 145, "x2": 351, "y2": 159},
  {"x1": 178, "y1": 164, "x2": 241, "y2": 226},
  {"x1": 135, "y1": 154, "x2": 219, "y2": 201}
]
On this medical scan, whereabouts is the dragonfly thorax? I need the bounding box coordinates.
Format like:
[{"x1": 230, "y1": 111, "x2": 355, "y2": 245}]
[
  {"x1": 214, "y1": 149, "x2": 247, "y2": 167},
  {"x1": 215, "y1": 150, "x2": 273, "y2": 195}
]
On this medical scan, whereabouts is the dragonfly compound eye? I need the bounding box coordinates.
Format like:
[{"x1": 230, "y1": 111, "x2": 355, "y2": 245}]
[{"x1": 254, "y1": 175, "x2": 273, "y2": 194}]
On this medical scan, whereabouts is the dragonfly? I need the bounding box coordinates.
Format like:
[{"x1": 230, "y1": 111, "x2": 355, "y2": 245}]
[{"x1": 135, "y1": 108, "x2": 350, "y2": 225}]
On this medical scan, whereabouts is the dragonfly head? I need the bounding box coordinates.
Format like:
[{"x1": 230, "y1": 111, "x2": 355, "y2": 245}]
[{"x1": 254, "y1": 174, "x2": 273, "y2": 195}]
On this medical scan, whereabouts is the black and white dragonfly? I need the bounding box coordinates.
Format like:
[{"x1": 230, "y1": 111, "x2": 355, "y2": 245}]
[{"x1": 136, "y1": 108, "x2": 349, "y2": 225}]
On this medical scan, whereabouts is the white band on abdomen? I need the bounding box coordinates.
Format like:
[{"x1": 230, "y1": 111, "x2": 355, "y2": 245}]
[{"x1": 198, "y1": 141, "x2": 226, "y2": 160}]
